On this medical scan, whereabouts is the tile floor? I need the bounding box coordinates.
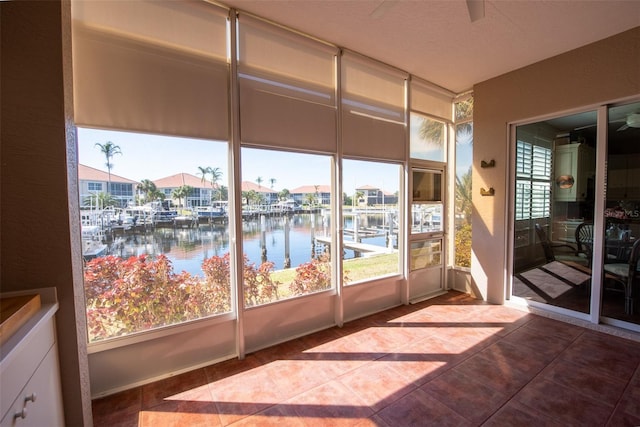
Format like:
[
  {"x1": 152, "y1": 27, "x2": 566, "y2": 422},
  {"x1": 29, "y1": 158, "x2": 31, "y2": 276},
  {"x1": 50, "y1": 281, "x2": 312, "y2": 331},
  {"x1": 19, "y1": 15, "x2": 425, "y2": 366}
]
[{"x1": 92, "y1": 291, "x2": 640, "y2": 426}]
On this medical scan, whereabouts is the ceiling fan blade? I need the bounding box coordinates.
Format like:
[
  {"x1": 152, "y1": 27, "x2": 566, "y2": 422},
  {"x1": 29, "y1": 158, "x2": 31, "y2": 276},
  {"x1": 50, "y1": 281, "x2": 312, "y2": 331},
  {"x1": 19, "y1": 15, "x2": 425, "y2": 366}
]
[
  {"x1": 370, "y1": 0, "x2": 397, "y2": 19},
  {"x1": 466, "y1": 0, "x2": 485, "y2": 22},
  {"x1": 617, "y1": 124, "x2": 629, "y2": 132},
  {"x1": 574, "y1": 124, "x2": 596, "y2": 131}
]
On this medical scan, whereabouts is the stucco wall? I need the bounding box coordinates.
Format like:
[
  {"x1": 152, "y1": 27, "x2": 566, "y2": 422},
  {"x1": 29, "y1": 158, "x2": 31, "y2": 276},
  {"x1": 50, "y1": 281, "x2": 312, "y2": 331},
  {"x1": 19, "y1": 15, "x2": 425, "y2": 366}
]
[
  {"x1": 472, "y1": 27, "x2": 640, "y2": 304},
  {"x1": 1, "y1": 1, "x2": 92, "y2": 425}
]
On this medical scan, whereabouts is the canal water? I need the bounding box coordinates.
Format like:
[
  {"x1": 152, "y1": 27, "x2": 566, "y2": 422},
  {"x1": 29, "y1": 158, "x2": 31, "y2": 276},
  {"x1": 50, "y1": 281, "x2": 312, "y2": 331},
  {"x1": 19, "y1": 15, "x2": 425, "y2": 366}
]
[{"x1": 102, "y1": 213, "x2": 394, "y2": 276}]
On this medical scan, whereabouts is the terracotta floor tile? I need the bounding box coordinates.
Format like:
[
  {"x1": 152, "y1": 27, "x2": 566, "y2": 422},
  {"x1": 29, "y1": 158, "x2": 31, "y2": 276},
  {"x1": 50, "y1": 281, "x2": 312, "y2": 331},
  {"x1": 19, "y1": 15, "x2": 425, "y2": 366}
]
[
  {"x1": 514, "y1": 377, "x2": 613, "y2": 425},
  {"x1": 265, "y1": 359, "x2": 339, "y2": 400},
  {"x1": 209, "y1": 368, "x2": 285, "y2": 425},
  {"x1": 92, "y1": 407, "x2": 140, "y2": 427},
  {"x1": 482, "y1": 400, "x2": 566, "y2": 427},
  {"x1": 142, "y1": 368, "x2": 210, "y2": 409},
  {"x1": 428, "y1": 323, "x2": 501, "y2": 354},
  {"x1": 138, "y1": 400, "x2": 222, "y2": 427},
  {"x1": 338, "y1": 360, "x2": 417, "y2": 411},
  {"x1": 298, "y1": 326, "x2": 345, "y2": 350},
  {"x1": 499, "y1": 326, "x2": 573, "y2": 361},
  {"x1": 607, "y1": 406, "x2": 640, "y2": 427},
  {"x1": 559, "y1": 332, "x2": 640, "y2": 380},
  {"x1": 300, "y1": 334, "x2": 381, "y2": 375},
  {"x1": 541, "y1": 359, "x2": 628, "y2": 406},
  {"x1": 252, "y1": 338, "x2": 308, "y2": 364},
  {"x1": 92, "y1": 386, "x2": 142, "y2": 419},
  {"x1": 90, "y1": 292, "x2": 640, "y2": 427},
  {"x1": 614, "y1": 379, "x2": 640, "y2": 420},
  {"x1": 519, "y1": 316, "x2": 585, "y2": 342},
  {"x1": 453, "y1": 353, "x2": 530, "y2": 395},
  {"x1": 284, "y1": 380, "x2": 373, "y2": 425},
  {"x1": 377, "y1": 335, "x2": 469, "y2": 385},
  {"x1": 229, "y1": 404, "x2": 307, "y2": 427},
  {"x1": 342, "y1": 324, "x2": 418, "y2": 355},
  {"x1": 476, "y1": 339, "x2": 549, "y2": 378},
  {"x1": 376, "y1": 388, "x2": 472, "y2": 427},
  {"x1": 421, "y1": 368, "x2": 509, "y2": 424},
  {"x1": 204, "y1": 354, "x2": 262, "y2": 382}
]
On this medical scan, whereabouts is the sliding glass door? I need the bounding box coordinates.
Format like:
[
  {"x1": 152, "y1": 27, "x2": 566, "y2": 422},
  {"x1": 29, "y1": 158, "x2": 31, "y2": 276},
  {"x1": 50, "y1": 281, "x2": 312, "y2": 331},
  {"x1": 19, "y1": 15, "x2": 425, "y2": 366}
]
[
  {"x1": 511, "y1": 101, "x2": 640, "y2": 330},
  {"x1": 512, "y1": 111, "x2": 597, "y2": 316},
  {"x1": 600, "y1": 101, "x2": 640, "y2": 328}
]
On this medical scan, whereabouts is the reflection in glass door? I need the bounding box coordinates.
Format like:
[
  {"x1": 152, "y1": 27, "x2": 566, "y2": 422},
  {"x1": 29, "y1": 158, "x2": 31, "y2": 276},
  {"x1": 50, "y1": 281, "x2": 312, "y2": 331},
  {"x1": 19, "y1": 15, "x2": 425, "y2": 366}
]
[
  {"x1": 601, "y1": 101, "x2": 640, "y2": 327},
  {"x1": 512, "y1": 111, "x2": 597, "y2": 316}
]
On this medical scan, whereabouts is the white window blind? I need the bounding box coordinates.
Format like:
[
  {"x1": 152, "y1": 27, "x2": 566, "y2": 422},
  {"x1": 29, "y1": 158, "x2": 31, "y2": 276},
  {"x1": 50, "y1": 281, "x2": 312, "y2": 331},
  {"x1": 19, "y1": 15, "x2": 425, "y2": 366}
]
[
  {"x1": 410, "y1": 78, "x2": 454, "y2": 121},
  {"x1": 72, "y1": 0, "x2": 229, "y2": 140},
  {"x1": 237, "y1": 14, "x2": 338, "y2": 152},
  {"x1": 515, "y1": 141, "x2": 551, "y2": 220},
  {"x1": 341, "y1": 52, "x2": 407, "y2": 161}
]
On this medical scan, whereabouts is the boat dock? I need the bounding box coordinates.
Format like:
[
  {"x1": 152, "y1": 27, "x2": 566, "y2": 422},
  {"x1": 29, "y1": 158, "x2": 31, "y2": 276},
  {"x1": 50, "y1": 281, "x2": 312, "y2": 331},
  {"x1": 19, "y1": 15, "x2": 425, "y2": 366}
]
[{"x1": 314, "y1": 236, "x2": 391, "y2": 256}]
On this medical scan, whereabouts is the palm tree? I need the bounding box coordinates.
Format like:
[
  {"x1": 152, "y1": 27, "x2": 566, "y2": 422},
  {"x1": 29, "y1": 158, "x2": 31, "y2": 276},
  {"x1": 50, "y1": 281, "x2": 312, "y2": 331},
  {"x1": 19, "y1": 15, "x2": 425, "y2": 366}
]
[
  {"x1": 217, "y1": 185, "x2": 228, "y2": 201},
  {"x1": 172, "y1": 185, "x2": 193, "y2": 208},
  {"x1": 210, "y1": 167, "x2": 223, "y2": 200},
  {"x1": 269, "y1": 178, "x2": 276, "y2": 189},
  {"x1": 354, "y1": 190, "x2": 365, "y2": 207},
  {"x1": 455, "y1": 97, "x2": 474, "y2": 120},
  {"x1": 197, "y1": 166, "x2": 210, "y2": 186},
  {"x1": 279, "y1": 188, "x2": 290, "y2": 201},
  {"x1": 455, "y1": 167, "x2": 473, "y2": 224},
  {"x1": 456, "y1": 122, "x2": 473, "y2": 146},
  {"x1": 256, "y1": 176, "x2": 263, "y2": 189},
  {"x1": 304, "y1": 193, "x2": 316, "y2": 206},
  {"x1": 94, "y1": 141, "x2": 122, "y2": 195},
  {"x1": 83, "y1": 192, "x2": 117, "y2": 209},
  {"x1": 137, "y1": 179, "x2": 157, "y2": 204},
  {"x1": 418, "y1": 117, "x2": 445, "y2": 145}
]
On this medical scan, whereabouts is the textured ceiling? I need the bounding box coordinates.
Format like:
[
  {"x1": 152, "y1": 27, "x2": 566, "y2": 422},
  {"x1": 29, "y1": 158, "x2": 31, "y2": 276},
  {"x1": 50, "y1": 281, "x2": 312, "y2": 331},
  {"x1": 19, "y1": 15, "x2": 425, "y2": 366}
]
[{"x1": 219, "y1": 0, "x2": 640, "y2": 94}]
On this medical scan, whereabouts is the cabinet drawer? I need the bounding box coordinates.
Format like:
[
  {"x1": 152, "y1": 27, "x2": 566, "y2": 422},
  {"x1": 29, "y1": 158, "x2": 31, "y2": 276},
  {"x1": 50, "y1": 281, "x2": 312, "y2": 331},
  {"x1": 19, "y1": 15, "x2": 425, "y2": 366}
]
[
  {"x1": 0, "y1": 318, "x2": 55, "y2": 420},
  {"x1": 1, "y1": 346, "x2": 64, "y2": 427}
]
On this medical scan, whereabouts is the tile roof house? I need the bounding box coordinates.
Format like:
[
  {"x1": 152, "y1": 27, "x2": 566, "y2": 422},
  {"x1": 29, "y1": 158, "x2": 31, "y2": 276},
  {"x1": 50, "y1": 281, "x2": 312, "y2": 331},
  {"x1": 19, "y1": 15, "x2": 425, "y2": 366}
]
[
  {"x1": 289, "y1": 184, "x2": 331, "y2": 206},
  {"x1": 78, "y1": 164, "x2": 138, "y2": 207},
  {"x1": 153, "y1": 172, "x2": 216, "y2": 208}
]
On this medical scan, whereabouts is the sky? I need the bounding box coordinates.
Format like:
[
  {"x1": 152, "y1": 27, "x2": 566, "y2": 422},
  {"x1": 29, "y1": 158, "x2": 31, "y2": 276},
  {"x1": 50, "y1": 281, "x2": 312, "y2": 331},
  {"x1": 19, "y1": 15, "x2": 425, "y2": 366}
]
[
  {"x1": 78, "y1": 127, "x2": 402, "y2": 195},
  {"x1": 78, "y1": 124, "x2": 472, "y2": 195}
]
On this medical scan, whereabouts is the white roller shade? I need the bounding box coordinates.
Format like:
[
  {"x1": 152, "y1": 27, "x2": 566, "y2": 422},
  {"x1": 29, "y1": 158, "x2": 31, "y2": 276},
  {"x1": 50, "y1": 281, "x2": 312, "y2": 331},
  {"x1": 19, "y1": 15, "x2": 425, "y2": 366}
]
[
  {"x1": 72, "y1": 0, "x2": 229, "y2": 141},
  {"x1": 410, "y1": 78, "x2": 454, "y2": 121},
  {"x1": 238, "y1": 14, "x2": 338, "y2": 152},
  {"x1": 341, "y1": 52, "x2": 407, "y2": 161}
]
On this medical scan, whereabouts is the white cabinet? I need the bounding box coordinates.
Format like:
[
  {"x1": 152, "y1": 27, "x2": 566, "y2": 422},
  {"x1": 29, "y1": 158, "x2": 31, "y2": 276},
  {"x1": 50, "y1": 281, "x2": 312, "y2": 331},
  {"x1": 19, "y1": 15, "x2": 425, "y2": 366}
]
[
  {"x1": 1, "y1": 348, "x2": 63, "y2": 427},
  {"x1": 0, "y1": 289, "x2": 64, "y2": 427},
  {"x1": 607, "y1": 154, "x2": 640, "y2": 200},
  {"x1": 553, "y1": 143, "x2": 595, "y2": 202}
]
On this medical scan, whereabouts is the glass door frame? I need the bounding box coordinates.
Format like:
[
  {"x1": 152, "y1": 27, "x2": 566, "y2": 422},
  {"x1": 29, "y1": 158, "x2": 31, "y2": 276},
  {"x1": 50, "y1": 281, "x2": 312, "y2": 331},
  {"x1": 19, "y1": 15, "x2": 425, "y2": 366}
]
[
  {"x1": 408, "y1": 162, "x2": 447, "y2": 302},
  {"x1": 507, "y1": 102, "x2": 640, "y2": 333}
]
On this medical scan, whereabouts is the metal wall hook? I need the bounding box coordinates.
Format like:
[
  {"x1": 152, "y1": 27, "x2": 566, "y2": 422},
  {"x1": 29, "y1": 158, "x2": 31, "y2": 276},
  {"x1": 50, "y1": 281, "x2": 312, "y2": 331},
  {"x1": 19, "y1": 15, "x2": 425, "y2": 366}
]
[
  {"x1": 480, "y1": 187, "x2": 495, "y2": 196},
  {"x1": 481, "y1": 159, "x2": 495, "y2": 168}
]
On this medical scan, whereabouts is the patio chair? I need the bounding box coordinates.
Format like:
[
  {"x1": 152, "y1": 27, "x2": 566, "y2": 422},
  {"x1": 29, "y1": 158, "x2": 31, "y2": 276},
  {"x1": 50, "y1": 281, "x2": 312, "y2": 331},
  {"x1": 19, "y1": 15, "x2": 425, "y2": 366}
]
[
  {"x1": 603, "y1": 238, "x2": 640, "y2": 315},
  {"x1": 534, "y1": 223, "x2": 587, "y2": 266},
  {"x1": 575, "y1": 222, "x2": 594, "y2": 266}
]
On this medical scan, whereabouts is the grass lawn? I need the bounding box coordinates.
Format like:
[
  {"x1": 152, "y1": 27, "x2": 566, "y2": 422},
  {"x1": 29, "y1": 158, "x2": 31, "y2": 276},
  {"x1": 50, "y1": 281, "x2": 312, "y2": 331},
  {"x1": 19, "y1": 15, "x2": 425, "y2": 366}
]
[{"x1": 270, "y1": 252, "x2": 399, "y2": 298}]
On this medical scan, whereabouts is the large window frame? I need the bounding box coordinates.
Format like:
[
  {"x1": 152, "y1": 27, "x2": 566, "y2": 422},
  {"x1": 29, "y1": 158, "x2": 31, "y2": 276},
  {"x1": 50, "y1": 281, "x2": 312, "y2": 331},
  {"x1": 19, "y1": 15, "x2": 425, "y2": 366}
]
[{"x1": 71, "y1": 1, "x2": 464, "y2": 396}]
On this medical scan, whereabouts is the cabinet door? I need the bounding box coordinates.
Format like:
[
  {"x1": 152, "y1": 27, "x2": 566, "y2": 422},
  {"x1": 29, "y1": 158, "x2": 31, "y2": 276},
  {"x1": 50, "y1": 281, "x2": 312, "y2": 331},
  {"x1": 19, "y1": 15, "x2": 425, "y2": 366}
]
[{"x1": 1, "y1": 347, "x2": 64, "y2": 427}]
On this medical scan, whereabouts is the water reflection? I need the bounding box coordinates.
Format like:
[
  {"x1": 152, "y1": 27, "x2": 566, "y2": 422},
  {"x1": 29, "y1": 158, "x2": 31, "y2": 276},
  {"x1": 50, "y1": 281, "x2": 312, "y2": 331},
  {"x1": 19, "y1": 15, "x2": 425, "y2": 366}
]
[{"x1": 100, "y1": 212, "x2": 397, "y2": 277}]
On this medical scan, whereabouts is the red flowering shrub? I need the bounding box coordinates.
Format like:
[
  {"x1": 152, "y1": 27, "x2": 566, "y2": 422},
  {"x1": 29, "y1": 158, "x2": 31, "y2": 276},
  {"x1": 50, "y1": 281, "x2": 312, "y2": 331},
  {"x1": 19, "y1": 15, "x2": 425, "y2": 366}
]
[
  {"x1": 84, "y1": 254, "x2": 235, "y2": 341},
  {"x1": 84, "y1": 252, "x2": 285, "y2": 342},
  {"x1": 289, "y1": 256, "x2": 332, "y2": 296},
  {"x1": 242, "y1": 255, "x2": 280, "y2": 307}
]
